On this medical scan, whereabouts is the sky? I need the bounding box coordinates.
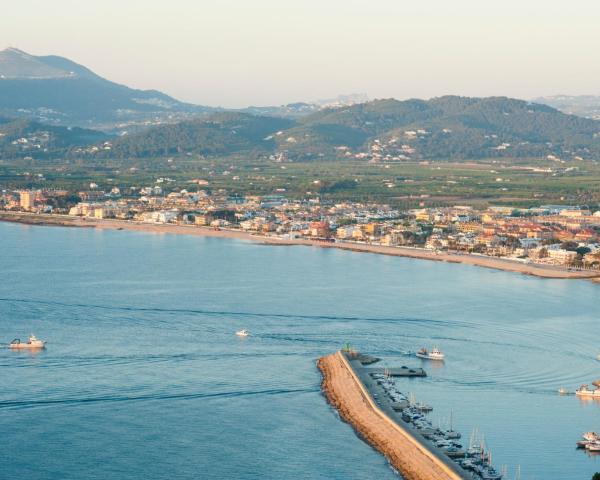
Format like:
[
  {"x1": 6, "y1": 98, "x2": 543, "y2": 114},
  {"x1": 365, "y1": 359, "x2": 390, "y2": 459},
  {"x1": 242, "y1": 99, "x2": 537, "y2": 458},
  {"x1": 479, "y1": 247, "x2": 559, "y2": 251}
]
[{"x1": 2, "y1": 0, "x2": 600, "y2": 108}]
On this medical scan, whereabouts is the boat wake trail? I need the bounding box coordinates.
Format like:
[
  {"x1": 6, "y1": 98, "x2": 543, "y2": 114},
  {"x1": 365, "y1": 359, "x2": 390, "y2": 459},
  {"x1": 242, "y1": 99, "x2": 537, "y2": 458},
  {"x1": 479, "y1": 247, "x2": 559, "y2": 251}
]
[
  {"x1": 0, "y1": 297, "x2": 469, "y2": 327},
  {"x1": 0, "y1": 386, "x2": 318, "y2": 411}
]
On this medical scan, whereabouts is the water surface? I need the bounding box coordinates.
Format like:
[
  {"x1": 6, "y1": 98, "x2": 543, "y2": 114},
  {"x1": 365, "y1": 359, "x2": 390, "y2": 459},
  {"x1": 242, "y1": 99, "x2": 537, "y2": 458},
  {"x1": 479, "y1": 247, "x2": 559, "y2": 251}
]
[{"x1": 1, "y1": 222, "x2": 599, "y2": 479}]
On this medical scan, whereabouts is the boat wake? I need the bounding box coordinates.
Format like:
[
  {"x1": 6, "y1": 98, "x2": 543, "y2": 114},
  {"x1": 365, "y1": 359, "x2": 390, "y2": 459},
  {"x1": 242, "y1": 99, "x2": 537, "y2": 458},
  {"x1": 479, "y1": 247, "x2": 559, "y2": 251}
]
[{"x1": 0, "y1": 386, "x2": 318, "y2": 411}]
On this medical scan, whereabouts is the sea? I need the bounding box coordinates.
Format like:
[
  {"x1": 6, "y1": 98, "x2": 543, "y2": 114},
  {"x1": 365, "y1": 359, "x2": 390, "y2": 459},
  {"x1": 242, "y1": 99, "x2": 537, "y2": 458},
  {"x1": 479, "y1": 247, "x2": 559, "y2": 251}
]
[{"x1": 1, "y1": 221, "x2": 600, "y2": 480}]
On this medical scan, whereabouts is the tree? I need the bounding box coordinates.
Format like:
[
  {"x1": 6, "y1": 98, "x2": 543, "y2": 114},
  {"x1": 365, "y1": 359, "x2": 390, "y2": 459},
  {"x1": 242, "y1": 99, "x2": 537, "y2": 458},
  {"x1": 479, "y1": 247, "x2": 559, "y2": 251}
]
[
  {"x1": 576, "y1": 246, "x2": 591, "y2": 257},
  {"x1": 561, "y1": 241, "x2": 579, "y2": 251},
  {"x1": 591, "y1": 472, "x2": 600, "y2": 480}
]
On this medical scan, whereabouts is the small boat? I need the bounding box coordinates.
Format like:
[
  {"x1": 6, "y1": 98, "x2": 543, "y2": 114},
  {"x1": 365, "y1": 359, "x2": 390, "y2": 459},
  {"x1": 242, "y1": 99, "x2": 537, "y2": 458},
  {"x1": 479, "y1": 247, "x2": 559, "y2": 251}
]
[
  {"x1": 576, "y1": 385, "x2": 600, "y2": 397},
  {"x1": 586, "y1": 442, "x2": 600, "y2": 452},
  {"x1": 235, "y1": 329, "x2": 249, "y2": 337},
  {"x1": 558, "y1": 387, "x2": 569, "y2": 395},
  {"x1": 416, "y1": 346, "x2": 445, "y2": 361},
  {"x1": 9, "y1": 335, "x2": 46, "y2": 349},
  {"x1": 414, "y1": 402, "x2": 433, "y2": 412}
]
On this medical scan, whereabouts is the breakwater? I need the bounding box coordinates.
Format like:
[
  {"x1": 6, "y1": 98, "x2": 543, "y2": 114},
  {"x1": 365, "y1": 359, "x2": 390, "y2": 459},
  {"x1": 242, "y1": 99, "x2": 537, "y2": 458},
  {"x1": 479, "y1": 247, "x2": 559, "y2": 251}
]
[{"x1": 318, "y1": 351, "x2": 467, "y2": 480}]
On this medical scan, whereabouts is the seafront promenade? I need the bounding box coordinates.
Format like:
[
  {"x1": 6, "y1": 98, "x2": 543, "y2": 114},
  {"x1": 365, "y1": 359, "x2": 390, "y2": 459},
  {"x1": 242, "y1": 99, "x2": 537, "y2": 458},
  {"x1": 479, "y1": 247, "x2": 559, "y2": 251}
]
[
  {"x1": 318, "y1": 351, "x2": 469, "y2": 480},
  {"x1": 2, "y1": 211, "x2": 599, "y2": 282}
]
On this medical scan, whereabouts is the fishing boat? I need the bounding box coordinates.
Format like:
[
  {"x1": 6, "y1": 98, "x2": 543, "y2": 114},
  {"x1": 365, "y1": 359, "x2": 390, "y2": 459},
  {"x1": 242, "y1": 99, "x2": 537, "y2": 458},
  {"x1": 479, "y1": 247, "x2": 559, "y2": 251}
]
[
  {"x1": 235, "y1": 329, "x2": 249, "y2": 337},
  {"x1": 576, "y1": 384, "x2": 600, "y2": 397},
  {"x1": 416, "y1": 346, "x2": 445, "y2": 361},
  {"x1": 9, "y1": 335, "x2": 45, "y2": 349}
]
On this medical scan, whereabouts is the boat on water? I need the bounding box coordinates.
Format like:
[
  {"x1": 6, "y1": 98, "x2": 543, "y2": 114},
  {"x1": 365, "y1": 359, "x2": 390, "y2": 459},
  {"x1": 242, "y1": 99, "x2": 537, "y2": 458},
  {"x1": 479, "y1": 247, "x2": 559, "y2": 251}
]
[
  {"x1": 558, "y1": 387, "x2": 569, "y2": 395},
  {"x1": 413, "y1": 402, "x2": 433, "y2": 412},
  {"x1": 576, "y1": 432, "x2": 600, "y2": 450},
  {"x1": 587, "y1": 442, "x2": 600, "y2": 452},
  {"x1": 235, "y1": 329, "x2": 249, "y2": 337},
  {"x1": 576, "y1": 384, "x2": 600, "y2": 397},
  {"x1": 416, "y1": 346, "x2": 445, "y2": 361},
  {"x1": 9, "y1": 335, "x2": 46, "y2": 349}
]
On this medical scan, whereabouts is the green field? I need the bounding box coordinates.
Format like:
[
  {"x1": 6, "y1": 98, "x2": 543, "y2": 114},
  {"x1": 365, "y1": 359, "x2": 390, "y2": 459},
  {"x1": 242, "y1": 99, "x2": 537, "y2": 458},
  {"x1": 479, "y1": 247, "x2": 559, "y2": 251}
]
[{"x1": 2, "y1": 157, "x2": 600, "y2": 209}]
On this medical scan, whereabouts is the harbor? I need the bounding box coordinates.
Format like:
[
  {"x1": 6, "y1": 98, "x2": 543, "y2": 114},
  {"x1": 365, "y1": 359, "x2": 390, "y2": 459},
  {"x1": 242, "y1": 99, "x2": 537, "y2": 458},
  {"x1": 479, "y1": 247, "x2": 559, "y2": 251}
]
[{"x1": 318, "y1": 350, "x2": 507, "y2": 480}]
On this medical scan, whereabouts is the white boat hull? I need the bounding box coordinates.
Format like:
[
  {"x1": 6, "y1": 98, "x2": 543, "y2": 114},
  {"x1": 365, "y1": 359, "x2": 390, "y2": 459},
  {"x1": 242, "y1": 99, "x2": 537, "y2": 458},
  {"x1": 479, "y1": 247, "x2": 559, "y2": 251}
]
[
  {"x1": 416, "y1": 353, "x2": 445, "y2": 361},
  {"x1": 576, "y1": 390, "x2": 600, "y2": 398},
  {"x1": 9, "y1": 342, "x2": 45, "y2": 349}
]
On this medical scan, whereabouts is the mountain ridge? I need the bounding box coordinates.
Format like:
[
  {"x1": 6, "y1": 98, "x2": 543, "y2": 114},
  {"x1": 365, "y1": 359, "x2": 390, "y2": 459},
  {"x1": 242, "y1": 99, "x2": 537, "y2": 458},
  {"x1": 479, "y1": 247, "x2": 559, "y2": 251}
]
[{"x1": 0, "y1": 48, "x2": 213, "y2": 130}]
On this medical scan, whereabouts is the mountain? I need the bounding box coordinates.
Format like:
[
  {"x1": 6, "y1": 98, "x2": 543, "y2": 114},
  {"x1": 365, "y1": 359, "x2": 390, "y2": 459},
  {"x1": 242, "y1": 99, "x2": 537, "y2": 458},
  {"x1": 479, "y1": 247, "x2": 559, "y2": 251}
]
[
  {"x1": 239, "y1": 94, "x2": 369, "y2": 119},
  {"x1": 273, "y1": 96, "x2": 600, "y2": 161},
  {"x1": 6, "y1": 95, "x2": 600, "y2": 163},
  {"x1": 105, "y1": 112, "x2": 295, "y2": 158},
  {"x1": 240, "y1": 102, "x2": 320, "y2": 118},
  {"x1": 0, "y1": 48, "x2": 213, "y2": 130},
  {"x1": 533, "y1": 95, "x2": 600, "y2": 120},
  {"x1": 91, "y1": 96, "x2": 600, "y2": 162},
  {"x1": 0, "y1": 117, "x2": 109, "y2": 159}
]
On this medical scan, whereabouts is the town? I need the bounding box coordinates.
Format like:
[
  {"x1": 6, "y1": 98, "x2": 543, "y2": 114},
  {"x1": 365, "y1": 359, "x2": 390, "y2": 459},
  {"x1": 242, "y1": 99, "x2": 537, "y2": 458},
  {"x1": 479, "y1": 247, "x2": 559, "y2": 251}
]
[{"x1": 3, "y1": 181, "x2": 600, "y2": 270}]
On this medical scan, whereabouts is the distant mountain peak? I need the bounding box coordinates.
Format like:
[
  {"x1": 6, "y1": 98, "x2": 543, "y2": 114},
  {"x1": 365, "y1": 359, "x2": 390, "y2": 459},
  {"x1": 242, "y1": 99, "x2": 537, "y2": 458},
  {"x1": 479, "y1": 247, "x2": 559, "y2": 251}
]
[
  {"x1": 0, "y1": 47, "x2": 76, "y2": 79},
  {"x1": 0, "y1": 48, "x2": 212, "y2": 128}
]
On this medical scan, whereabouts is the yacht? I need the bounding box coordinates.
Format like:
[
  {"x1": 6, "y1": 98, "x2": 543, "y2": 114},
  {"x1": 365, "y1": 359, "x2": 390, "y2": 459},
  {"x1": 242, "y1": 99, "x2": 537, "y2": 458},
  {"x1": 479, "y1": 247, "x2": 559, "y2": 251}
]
[
  {"x1": 576, "y1": 384, "x2": 600, "y2": 398},
  {"x1": 235, "y1": 329, "x2": 249, "y2": 337},
  {"x1": 416, "y1": 346, "x2": 445, "y2": 361},
  {"x1": 9, "y1": 335, "x2": 46, "y2": 349}
]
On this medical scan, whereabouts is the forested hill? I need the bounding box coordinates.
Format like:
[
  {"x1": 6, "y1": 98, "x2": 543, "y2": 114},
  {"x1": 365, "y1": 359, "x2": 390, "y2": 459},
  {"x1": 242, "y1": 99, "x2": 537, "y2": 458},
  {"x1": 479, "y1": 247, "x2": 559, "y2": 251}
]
[
  {"x1": 99, "y1": 96, "x2": 600, "y2": 162},
  {"x1": 0, "y1": 117, "x2": 108, "y2": 159},
  {"x1": 105, "y1": 112, "x2": 295, "y2": 158}
]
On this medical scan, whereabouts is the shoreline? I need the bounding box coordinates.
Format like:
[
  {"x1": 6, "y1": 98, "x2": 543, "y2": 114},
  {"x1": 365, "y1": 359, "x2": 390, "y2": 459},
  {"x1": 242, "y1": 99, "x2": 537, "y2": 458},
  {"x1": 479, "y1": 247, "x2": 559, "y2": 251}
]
[
  {"x1": 318, "y1": 351, "x2": 466, "y2": 480},
  {"x1": 2, "y1": 211, "x2": 599, "y2": 282}
]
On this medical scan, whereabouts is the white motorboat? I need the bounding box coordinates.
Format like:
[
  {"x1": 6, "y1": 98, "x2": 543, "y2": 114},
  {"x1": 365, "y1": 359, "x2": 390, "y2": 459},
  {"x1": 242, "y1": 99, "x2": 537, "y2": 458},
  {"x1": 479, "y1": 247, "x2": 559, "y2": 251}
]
[
  {"x1": 416, "y1": 346, "x2": 445, "y2": 361},
  {"x1": 558, "y1": 387, "x2": 569, "y2": 395},
  {"x1": 235, "y1": 329, "x2": 249, "y2": 337},
  {"x1": 576, "y1": 385, "x2": 600, "y2": 398},
  {"x1": 9, "y1": 335, "x2": 46, "y2": 349},
  {"x1": 586, "y1": 442, "x2": 600, "y2": 452}
]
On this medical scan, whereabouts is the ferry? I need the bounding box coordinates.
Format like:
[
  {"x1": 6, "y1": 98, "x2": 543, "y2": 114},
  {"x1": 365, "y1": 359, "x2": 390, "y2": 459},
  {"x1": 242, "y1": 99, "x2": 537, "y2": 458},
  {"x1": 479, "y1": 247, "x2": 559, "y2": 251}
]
[
  {"x1": 9, "y1": 335, "x2": 46, "y2": 349},
  {"x1": 416, "y1": 346, "x2": 445, "y2": 361},
  {"x1": 576, "y1": 384, "x2": 600, "y2": 398},
  {"x1": 235, "y1": 329, "x2": 249, "y2": 337}
]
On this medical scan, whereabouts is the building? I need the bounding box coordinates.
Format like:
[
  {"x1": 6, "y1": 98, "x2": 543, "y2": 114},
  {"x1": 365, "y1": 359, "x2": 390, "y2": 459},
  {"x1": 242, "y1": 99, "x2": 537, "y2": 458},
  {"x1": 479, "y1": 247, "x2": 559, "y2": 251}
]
[{"x1": 19, "y1": 191, "x2": 35, "y2": 210}]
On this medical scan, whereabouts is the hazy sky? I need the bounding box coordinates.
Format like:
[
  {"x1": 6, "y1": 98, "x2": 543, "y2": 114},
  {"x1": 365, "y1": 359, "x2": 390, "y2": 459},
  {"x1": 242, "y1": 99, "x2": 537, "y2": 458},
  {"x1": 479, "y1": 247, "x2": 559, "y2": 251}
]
[{"x1": 2, "y1": 0, "x2": 600, "y2": 107}]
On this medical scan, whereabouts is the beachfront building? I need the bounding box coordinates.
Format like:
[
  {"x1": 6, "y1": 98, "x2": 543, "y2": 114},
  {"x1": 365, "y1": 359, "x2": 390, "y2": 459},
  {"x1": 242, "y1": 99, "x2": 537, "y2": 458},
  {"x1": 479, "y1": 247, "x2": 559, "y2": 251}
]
[{"x1": 19, "y1": 190, "x2": 35, "y2": 210}]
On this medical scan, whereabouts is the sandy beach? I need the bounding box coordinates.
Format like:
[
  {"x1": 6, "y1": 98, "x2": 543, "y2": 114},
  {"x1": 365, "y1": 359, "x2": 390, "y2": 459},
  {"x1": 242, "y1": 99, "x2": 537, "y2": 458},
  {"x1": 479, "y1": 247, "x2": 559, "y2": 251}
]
[
  {"x1": 2, "y1": 211, "x2": 599, "y2": 282},
  {"x1": 318, "y1": 352, "x2": 464, "y2": 480}
]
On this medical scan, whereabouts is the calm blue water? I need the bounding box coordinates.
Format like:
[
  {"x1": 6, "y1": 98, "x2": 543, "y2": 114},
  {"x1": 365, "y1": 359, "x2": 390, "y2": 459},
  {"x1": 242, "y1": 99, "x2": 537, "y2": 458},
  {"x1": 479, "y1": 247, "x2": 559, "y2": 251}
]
[{"x1": 1, "y1": 222, "x2": 600, "y2": 480}]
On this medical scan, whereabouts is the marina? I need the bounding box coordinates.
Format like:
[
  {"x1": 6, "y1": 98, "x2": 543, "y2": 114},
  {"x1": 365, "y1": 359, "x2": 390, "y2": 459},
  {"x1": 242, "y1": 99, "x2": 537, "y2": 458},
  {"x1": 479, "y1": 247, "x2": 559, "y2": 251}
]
[{"x1": 319, "y1": 349, "x2": 507, "y2": 480}]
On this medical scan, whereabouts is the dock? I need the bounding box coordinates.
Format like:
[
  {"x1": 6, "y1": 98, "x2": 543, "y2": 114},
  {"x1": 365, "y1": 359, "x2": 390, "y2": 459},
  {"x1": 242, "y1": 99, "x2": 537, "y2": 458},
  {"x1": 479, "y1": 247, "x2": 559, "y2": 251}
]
[
  {"x1": 318, "y1": 351, "x2": 470, "y2": 480},
  {"x1": 365, "y1": 366, "x2": 427, "y2": 377}
]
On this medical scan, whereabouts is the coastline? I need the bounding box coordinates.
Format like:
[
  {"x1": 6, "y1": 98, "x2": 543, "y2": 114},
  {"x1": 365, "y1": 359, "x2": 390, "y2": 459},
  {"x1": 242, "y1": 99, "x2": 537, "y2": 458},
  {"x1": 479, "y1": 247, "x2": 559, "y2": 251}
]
[{"x1": 2, "y1": 211, "x2": 599, "y2": 282}]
